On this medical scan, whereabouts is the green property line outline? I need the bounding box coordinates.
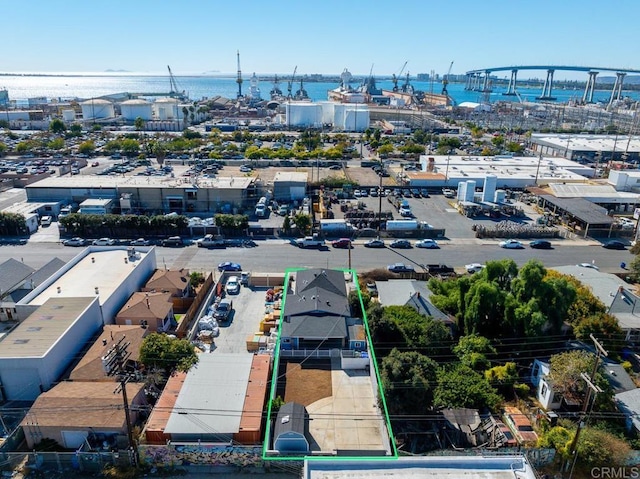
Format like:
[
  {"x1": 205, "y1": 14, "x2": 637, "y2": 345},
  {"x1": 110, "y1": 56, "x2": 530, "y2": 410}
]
[{"x1": 262, "y1": 267, "x2": 398, "y2": 461}]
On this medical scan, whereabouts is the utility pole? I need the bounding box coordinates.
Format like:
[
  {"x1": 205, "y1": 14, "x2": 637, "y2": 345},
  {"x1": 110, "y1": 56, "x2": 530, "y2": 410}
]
[
  {"x1": 102, "y1": 336, "x2": 137, "y2": 465},
  {"x1": 565, "y1": 334, "x2": 607, "y2": 476}
]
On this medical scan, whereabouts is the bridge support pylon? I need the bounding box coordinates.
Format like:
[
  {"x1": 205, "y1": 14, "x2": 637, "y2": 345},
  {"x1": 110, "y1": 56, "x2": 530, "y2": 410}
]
[
  {"x1": 502, "y1": 69, "x2": 519, "y2": 96},
  {"x1": 608, "y1": 72, "x2": 627, "y2": 109},
  {"x1": 536, "y1": 69, "x2": 556, "y2": 101},
  {"x1": 582, "y1": 71, "x2": 598, "y2": 103}
]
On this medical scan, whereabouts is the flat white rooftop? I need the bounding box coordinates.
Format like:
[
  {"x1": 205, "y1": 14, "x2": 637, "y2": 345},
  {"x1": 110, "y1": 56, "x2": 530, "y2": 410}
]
[
  {"x1": 27, "y1": 175, "x2": 254, "y2": 190},
  {"x1": 27, "y1": 248, "x2": 150, "y2": 306},
  {"x1": 417, "y1": 155, "x2": 589, "y2": 183},
  {"x1": 0, "y1": 297, "x2": 95, "y2": 358},
  {"x1": 304, "y1": 456, "x2": 537, "y2": 479},
  {"x1": 164, "y1": 353, "x2": 253, "y2": 436},
  {"x1": 274, "y1": 171, "x2": 308, "y2": 182},
  {"x1": 532, "y1": 133, "x2": 640, "y2": 153}
]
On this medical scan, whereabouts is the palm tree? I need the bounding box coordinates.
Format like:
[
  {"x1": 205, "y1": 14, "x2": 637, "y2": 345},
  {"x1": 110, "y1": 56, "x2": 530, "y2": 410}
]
[{"x1": 182, "y1": 106, "x2": 189, "y2": 127}]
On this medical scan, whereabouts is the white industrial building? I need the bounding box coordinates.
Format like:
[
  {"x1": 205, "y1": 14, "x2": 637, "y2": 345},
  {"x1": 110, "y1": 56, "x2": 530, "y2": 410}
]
[
  {"x1": 285, "y1": 102, "x2": 323, "y2": 128},
  {"x1": 0, "y1": 297, "x2": 102, "y2": 400},
  {"x1": 530, "y1": 133, "x2": 640, "y2": 162},
  {"x1": 121, "y1": 99, "x2": 153, "y2": 121},
  {"x1": 411, "y1": 154, "x2": 593, "y2": 189},
  {"x1": 0, "y1": 247, "x2": 157, "y2": 401},
  {"x1": 273, "y1": 171, "x2": 307, "y2": 201},
  {"x1": 17, "y1": 246, "x2": 156, "y2": 322},
  {"x1": 80, "y1": 99, "x2": 115, "y2": 120}
]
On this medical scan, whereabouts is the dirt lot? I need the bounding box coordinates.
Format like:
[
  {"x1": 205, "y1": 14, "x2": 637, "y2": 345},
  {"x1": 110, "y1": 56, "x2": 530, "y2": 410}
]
[{"x1": 282, "y1": 361, "x2": 332, "y2": 406}]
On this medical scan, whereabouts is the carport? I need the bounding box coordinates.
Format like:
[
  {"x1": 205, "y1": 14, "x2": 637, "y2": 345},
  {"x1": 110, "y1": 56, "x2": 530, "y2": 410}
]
[{"x1": 536, "y1": 194, "x2": 615, "y2": 238}]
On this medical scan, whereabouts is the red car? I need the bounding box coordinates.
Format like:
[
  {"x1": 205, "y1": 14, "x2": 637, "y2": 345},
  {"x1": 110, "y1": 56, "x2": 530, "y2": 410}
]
[{"x1": 331, "y1": 238, "x2": 352, "y2": 249}]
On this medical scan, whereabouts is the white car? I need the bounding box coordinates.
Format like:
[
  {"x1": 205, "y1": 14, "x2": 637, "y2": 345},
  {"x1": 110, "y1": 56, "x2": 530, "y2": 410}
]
[
  {"x1": 226, "y1": 276, "x2": 240, "y2": 294},
  {"x1": 62, "y1": 237, "x2": 87, "y2": 247},
  {"x1": 415, "y1": 239, "x2": 439, "y2": 249},
  {"x1": 465, "y1": 263, "x2": 485, "y2": 274},
  {"x1": 577, "y1": 262, "x2": 600, "y2": 271},
  {"x1": 130, "y1": 238, "x2": 150, "y2": 246},
  {"x1": 499, "y1": 239, "x2": 524, "y2": 249},
  {"x1": 239, "y1": 165, "x2": 252, "y2": 172},
  {"x1": 93, "y1": 237, "x2": 116, "y2": 246}
]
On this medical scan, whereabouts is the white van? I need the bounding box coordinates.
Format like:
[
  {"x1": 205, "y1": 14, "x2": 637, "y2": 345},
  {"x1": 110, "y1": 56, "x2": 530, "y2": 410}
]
[{"x1": 40, "y1": 215, "x2": 53, "y2": 226}]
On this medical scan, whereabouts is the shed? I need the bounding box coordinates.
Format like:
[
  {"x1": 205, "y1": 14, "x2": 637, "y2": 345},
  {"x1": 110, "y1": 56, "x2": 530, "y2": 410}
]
[{"x1": 273, "y1": 402, "x2": 309, "y2": 453}]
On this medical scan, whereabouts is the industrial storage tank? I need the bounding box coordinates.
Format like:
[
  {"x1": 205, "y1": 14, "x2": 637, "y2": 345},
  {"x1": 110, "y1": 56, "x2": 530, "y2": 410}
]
[
  {"x1": 317, "y1": 101, "x2": 334, "y2": 125},
  {"x1": 153, "y1": 97, "x2": 179, "y2": 120},
  {"x1": 62, "y1": 109, "x2": 76, "y2": 122},
  {"x1": 482, "y1": 174, "x2": 497, "y2": 202},
  {"x1": 342, "y1": 106, "x2": 370, "y2": 132},
  {"x1": 285, "y1": 102, "x2": 322, "y2": 128},
  {"x1": 80, "y1": 99, "x2": 114, "y2": 120},
  {"x1": 121, "y1": 99, "x2": 153, "y2": 121}
]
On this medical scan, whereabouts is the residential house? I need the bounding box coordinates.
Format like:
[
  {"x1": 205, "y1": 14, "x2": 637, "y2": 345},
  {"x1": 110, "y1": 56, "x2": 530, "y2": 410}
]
[
  {"x1": 615, "y1": 388, "x2": 640, "y2": 434},
  {"x1": 531, "y1": 354, "x2": 636, "y2": 411},
  {"x1": 115, "y1": 291, "x2": 175, "y2": 332},
  {"x1": 375, "y1": 279, "x2": 454, "y2": 332},
  {"x1": 281, "y1": 269, "x2": 363, "y2": 351},
  {"x1": 0, "y1": 257, "x2": 65, "y2": 322},
  {"x1": 21, "y1": 381, "x2": 146, "y2": 449},
  {"x1": 68, "y1": 324, "x2": 149, "y2": 381},
  {"x1": 441, "y1": 408, "x2": 485, "y2": 448},
  {"x1": 0, "y1": 258, "x2": 35, "y2": 321},
  {"x1": 142, "y1": 268, "x2": 191, "y2": 297}
]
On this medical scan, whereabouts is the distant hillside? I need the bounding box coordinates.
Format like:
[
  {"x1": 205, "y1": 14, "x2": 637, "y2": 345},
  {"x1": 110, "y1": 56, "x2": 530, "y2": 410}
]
[{"x1": 599, "y1": 75, "x2": 640, "y2": 85}]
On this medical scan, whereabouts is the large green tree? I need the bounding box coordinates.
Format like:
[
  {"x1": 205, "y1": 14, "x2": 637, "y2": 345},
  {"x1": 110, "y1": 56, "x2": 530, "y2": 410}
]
[
  {"x1": 434, "y1": 364, "x2": 502, "y2": 412},
  {"x1": 139, "y1": 333, "x2": 198, "y2": 374},
  {"x1": 453, "y1": 334, "x2": 496, "y2": 371},
  {"x1": 380, "y1": 348, "x2": 439, "y2": 415}
]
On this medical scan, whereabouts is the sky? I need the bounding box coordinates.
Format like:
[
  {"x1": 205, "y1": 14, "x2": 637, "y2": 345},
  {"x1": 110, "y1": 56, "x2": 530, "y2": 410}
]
[{"x1": 3, "y1": 0, "x2": 639, "y2": 80}]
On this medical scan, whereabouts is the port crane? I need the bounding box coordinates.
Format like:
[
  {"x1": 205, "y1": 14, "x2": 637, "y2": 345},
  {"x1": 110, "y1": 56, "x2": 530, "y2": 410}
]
[
  {"x1": 442, "y1": 61, "x2": 454, "y2": 96},
  {"x1": 236, "y1": 50, "x2": 243, "y2": 99},
  {"x1": 167, "y1": 65, "x2": 186, "y2": 100},
  {"x1": 287, "y1": 66, "x2": 297, "y2": 99},
  {"x1": 392, "y1": 61, "x2": 408, "y2": 92}
]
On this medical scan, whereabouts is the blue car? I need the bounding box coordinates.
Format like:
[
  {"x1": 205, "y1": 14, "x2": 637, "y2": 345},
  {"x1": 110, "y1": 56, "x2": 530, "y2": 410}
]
[{"x1": 218, "y1": 261, "x2": 242, "y2": 272}]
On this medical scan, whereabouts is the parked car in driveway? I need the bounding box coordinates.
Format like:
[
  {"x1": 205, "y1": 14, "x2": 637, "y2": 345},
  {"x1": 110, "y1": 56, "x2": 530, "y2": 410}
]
[
  {"x1": 226, "y1": 276, "x2": 240, "y2": 294},
  {"x1": 499, "y1": 239, "x2": 524, "y2": 249},
  {"x1": 415, "y1": 239, "x2": 439, "y2": 249},
  {"x1": 387, "y1": 263, "x2": 415, "y2": 273},
  {"x1": 92, "y1": 237, "x2": 115, "y2": 246},
  {"x1": 465, "y1": 263, "x2": 485, "y2": 274},
  {"x1": 212, "y1": 298, "x2": 233, "y2": 322},
  {"x1": 62, "y1": 237, "x2": 87, "y2": 247}
]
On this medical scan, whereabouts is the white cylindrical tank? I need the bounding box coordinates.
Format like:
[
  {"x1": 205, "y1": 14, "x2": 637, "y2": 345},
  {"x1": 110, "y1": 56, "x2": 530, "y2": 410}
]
[
  {"x1": 285, "y1": 102, "x2": 322, "y2": 127},
  {"x1": 62, "y1": 109, "x2": 76, "y2": 122},
  {"x1": 464, "y1": 180, "x2": 476, "y2": 202},
  {"x1": 153, "y1": 98, "x2": 179, "y2": 120},
  {"x1": 482, "y1": 174, "x2": 497, "y2": 202},
  {"x1": 317, "y1": 101, "x2": 334, "y2": 125},
  {"x1": 333, "y1": 103, "x2": 347, "y2": 128},
  {"x1": 494, "y1": 189, "x2": 506, "y2": 203},
  {"x1": 343, "y1": 106, "x2": 369, "y2": 132},
  {"x1": 80, "y1": 99, "x2": 114, "y2": 120},
  {"x1": 121, "y1": 99, "x2": 153, "y2": 121}
]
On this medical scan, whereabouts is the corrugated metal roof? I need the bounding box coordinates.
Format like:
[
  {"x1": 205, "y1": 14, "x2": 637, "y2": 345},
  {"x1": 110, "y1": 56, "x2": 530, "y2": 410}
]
[
  {"x1": 164, "y1": 353, "x2": 253, "y2": 436},
  {"x1": 538, "y1": 195, "x2": 614, "y2": 225}
]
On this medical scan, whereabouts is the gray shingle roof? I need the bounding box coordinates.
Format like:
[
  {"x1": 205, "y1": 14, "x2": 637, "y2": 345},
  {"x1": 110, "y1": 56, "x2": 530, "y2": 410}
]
[
  {"x1": 281, "y1": 314, "x2": 347, "y2": 340},
  {"x1": 295, "y1": 269, "x2": 347, "y2": 297},
  {"x1": 0, "y1": 258, "x2": 35, "y2": 297},
  {"x1": 284, "y1": 287, "x2": 349, "y2": 318}
]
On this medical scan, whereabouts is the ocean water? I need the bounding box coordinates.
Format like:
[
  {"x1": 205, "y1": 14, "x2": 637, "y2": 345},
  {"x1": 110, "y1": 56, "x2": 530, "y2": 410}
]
[{"x1": 1, "y1": 73, "x2": 638, "y2": 105}]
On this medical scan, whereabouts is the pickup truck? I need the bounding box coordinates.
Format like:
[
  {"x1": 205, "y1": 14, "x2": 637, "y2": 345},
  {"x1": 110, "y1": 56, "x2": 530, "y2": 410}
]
[
  {"x1": 295, "y1": 236, "x2": 326, "y2": 248},
  {"x1": 196, "y1": 234, "x2": 225, "y2": 248}
]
